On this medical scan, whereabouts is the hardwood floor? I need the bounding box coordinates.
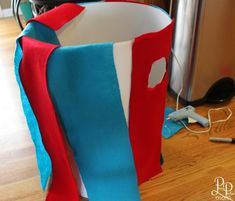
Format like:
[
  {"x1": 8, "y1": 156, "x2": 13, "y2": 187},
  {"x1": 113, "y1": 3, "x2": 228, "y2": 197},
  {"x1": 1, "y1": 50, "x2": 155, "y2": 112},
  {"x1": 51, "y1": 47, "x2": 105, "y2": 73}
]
[{"x1": 0, "y1": 17, "x2": 235, "y2": 201}]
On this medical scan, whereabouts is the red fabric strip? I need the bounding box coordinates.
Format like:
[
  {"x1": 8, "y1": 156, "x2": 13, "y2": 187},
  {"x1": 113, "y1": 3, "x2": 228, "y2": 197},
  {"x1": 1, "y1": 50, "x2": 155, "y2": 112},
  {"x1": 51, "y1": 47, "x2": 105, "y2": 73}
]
[
  {"x1": 27, "y1": 3, "x2": 85, "y2": 31},
  {"x1": 19, "y1": 36, "x2": 80, "y2": 201},
  {"x1": 129, "y1": 21, "x2": 174, "y2": 184}
]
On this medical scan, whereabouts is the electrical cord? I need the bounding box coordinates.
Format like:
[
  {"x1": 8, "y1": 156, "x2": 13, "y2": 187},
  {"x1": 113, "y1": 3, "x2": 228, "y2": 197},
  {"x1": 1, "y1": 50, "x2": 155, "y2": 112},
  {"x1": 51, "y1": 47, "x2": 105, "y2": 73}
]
[
  {"x1": 12, "y1": 0, "x2": 24, "y2": 30},
  {"x1": 171, "y1": 48, "x2": 184, "y2": 111},
  {"x1": 170, "y1": 48, "x2": 233, "y2": 134},
  {"x1": 11, "y1": 0, "x2": 16, "y2": 17},
  {"x1": 180, "y1": 107, "x2": 232, "y2": 134},
  {"x1": 15, "y1": 0, "x2": 24, "y2": 30}
]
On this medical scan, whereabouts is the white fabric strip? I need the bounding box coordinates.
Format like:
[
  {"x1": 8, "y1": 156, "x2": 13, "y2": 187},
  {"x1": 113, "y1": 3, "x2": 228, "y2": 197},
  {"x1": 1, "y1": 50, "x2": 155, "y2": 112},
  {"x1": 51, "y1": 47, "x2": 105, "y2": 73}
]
[
  {"x1": 80, "y1": 175, "x2": 88, "y2": 198},
  {"x1": 113, "y1": 40, "x2": 133, "y2": 124}
]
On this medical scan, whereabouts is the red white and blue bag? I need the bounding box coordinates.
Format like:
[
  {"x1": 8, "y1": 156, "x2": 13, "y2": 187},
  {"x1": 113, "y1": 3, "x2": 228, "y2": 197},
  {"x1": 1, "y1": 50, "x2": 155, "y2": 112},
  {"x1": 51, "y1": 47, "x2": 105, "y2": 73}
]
[{"x1": 14, "y1": 2, "x2": 173, "y2": 201}]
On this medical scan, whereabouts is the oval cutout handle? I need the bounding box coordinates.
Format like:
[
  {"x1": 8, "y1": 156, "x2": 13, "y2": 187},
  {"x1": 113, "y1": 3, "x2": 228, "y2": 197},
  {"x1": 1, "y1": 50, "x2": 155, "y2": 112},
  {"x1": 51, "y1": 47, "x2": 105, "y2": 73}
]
[{"x1": 148, "y1": 57, "x2": 166, "y2": 88}]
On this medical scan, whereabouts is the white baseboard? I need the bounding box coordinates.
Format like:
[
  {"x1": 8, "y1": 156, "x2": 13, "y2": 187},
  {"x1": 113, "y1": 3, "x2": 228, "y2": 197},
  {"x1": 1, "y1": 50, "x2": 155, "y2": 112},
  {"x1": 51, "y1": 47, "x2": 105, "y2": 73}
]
[
  {"x1": 0, "y1": 8, "x2": 2, "y2": 18},
  {"x1": 1, "y1": 8, "x2": 13, "y2": 18},
  {"x1": 0, "y1": 8, "x2": 22, "y2": 18}
]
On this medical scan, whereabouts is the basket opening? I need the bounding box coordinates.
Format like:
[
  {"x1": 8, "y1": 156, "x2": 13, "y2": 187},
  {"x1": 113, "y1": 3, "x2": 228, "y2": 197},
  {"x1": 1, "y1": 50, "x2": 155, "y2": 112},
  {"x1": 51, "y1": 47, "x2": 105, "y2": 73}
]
[{"x1": 56, "y1": 2, "x2": 171, "y2": 45}]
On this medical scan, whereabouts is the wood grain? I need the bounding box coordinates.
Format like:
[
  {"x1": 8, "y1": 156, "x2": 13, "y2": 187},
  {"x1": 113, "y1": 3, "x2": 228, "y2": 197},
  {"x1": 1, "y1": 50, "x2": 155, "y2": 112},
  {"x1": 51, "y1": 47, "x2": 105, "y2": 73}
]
[{"x1": 0, "y1": 17, "x2": 235, "y2": 201}]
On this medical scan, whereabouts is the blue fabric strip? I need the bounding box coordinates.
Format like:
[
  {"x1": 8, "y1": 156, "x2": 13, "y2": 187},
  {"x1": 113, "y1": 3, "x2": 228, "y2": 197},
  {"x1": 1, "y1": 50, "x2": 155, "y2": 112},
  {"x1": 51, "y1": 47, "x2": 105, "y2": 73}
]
[
  {"x1": 20, "y1": 21, "x2": 60, "y2": 45},
  {"x1": 14, "y1": 21, "x2": 59, "y2": 190},
  {"x1": 14, "y1": 40, "x2": 52, "y2": 190},
  {"x1": 162, "y1": 107, "x2": 188, "y2": 138},
  {"x1": 47, "y1": 43, "x2": 140, "y2": 201}
]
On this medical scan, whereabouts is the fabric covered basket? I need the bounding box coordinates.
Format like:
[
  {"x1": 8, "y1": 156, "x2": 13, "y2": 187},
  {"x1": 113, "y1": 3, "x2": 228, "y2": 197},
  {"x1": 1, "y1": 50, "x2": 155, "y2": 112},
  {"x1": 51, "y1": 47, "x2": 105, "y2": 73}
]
[{"x1": 14, "y1": 2, "x2": 173, "y2": 201}]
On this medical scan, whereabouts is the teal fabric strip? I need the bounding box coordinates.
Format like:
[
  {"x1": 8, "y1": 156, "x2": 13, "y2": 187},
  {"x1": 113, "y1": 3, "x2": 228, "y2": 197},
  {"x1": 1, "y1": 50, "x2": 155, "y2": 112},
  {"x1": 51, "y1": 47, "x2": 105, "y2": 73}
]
[
  {"x1": 47, "y1": 44, "x2": 140, "y2": 201},
  {"x1": 14, "y1": 21, "x2": 59, "y2": 190},
  {"x1": 20, "y1": 21, "x2": 60, "y2": 45},
  {"x1": 14, "y1": 40, "x2": 52, "y2": 190},
  {"x1": 162, "y1": 107, "x2": 188, "y2": 138}
]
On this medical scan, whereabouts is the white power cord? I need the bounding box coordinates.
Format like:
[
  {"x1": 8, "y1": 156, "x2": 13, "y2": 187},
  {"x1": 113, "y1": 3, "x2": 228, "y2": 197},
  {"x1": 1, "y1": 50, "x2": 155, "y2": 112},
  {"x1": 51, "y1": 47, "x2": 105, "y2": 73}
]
[
  {"x1": 180, "y1": 107, "x2": 233, "y2": 134},
  {"x1": 170, "y1": 48, "x2": 233, "y2": 134},
  {"x1": 170, "y1": 48, "x2": 184, "y2": 111},
  {"x1": 169, "y1": 0, "x2": 173, "y2": 17}
]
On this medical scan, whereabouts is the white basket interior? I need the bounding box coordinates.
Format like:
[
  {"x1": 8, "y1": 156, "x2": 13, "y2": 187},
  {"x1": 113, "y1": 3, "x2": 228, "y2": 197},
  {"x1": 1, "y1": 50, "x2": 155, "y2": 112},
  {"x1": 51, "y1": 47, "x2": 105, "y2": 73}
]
[{"x1": 56, "y1": 2, "x2": 171, "y2": 45}]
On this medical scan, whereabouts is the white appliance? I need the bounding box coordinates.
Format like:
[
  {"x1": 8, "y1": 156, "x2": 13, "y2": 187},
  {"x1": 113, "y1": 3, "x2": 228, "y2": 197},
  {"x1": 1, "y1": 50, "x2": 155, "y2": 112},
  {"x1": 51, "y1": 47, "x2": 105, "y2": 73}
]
[{"x1": 169, "y1": 0, "x2": 235, "y2": 105}]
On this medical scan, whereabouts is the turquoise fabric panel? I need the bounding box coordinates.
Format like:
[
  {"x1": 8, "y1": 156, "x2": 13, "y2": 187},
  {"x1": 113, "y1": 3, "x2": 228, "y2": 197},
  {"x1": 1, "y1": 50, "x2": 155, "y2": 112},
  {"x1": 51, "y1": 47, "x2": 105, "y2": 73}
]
[
  {"x1": 20, "y1": 21, "x2": 60, "y2": 45},
  {"x1": 13, "y1": 21, "x2": 60, "y2": 190},
  {"x1": 162, "y1": 107, "x2": 188, "y2": 138},
  {"x1": 47, "y1": 43, "x2": 140, "y2": 201},
  {"x1": 14, "y1": 39, "x2": 52, "y2": 190}
]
